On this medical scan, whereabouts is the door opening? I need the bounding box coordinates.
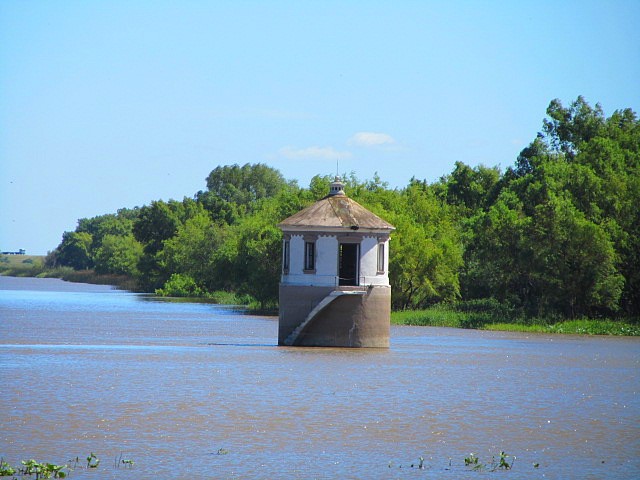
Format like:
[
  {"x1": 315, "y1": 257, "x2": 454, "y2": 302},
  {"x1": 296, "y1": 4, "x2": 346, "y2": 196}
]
[{"x1": 339, "y1": 243, "x2": 359, "y2": 286}]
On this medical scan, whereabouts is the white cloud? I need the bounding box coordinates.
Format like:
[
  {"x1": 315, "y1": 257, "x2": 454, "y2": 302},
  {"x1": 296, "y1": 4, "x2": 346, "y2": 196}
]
[
  {"x1": 348, "y1": 132, "x2": 395, "y2": 147},
  {"x1": 278, "y1": 146, "x2": 352, "y2": 160}
]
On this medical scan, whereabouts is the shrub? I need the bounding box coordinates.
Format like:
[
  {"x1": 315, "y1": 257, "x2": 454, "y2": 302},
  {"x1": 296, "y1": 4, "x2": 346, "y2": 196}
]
[{"x1": 156, "y1": 274, "x2": 202, "y2": 297}]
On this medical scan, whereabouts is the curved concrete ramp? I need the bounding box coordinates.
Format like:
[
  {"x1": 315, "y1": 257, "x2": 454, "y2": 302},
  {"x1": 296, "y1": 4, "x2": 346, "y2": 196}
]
[{"x1": 283, "y1": 290, "x2": 366, "y2": 346}]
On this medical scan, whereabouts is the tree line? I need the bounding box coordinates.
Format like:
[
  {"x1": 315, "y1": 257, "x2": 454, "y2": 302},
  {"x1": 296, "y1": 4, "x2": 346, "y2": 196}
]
[{"x1": 46, "y1": 97, "x2": 640, "y2": 319}]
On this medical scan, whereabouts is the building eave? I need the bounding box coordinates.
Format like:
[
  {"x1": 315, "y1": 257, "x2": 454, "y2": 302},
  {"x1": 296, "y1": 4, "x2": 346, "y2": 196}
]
[{"x1": 278, "y1": 225, "x2": 395, "y2": 235}]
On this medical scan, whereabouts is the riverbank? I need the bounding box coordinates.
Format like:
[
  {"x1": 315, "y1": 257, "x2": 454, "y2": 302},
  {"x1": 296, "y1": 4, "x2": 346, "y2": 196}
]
[
  {"x1": 0, "y1": 256, "x2": 139, "y2": 291},
  {"x1": 391, "y1": 303, "x2": 640, "y2": 336},
  {"x1": 3, "y1": 258, "x2": 638, "y2": 335}
]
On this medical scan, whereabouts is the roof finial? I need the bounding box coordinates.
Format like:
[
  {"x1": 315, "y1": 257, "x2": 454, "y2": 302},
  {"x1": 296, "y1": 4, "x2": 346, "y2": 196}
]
[{"x1": 329, "y1": 176, "x2": 345, "y2": 196}]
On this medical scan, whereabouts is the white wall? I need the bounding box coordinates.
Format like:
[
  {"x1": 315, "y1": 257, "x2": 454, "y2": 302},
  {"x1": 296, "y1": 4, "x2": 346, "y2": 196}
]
[
  {"x1": 282, "y1": 233, "x2": 390, "y2": 287},
  {"x1": 283, "y1": 235, "x2": 337, "y2": 286},
  {"x1": 359, "y1": 236, "x2": 389, "y2": 286}
]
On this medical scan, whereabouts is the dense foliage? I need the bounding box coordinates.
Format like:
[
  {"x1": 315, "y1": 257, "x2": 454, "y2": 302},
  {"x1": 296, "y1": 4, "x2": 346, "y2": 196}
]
[{"x1": 47, "y1": 98, "x2": 639, "y2": 318}]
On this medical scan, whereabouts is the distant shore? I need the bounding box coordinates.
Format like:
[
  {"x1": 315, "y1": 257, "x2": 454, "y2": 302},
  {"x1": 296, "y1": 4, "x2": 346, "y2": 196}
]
[{"x1": 0, "y1": 255, "x2": 139, "y2": 291}]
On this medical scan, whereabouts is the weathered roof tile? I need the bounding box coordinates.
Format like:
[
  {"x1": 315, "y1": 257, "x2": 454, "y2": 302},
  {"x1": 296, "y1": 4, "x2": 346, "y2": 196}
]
[{"x1": 278, "y1": 194, "x2": 395, "y2": 231}]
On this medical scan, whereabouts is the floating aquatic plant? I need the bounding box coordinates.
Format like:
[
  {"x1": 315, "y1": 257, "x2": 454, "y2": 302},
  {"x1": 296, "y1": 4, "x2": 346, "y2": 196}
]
[{"x1": 86, "y1": 452, "x2": 99, "y2": 469}]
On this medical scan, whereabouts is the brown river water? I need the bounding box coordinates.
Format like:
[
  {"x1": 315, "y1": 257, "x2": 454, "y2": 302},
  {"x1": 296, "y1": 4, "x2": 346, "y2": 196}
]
[{"x1": 1, "y1": 276, "x2": 638, "y2": 479}]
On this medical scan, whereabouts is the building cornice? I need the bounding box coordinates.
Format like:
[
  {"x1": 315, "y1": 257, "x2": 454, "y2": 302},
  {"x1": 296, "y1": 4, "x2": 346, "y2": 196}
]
[{"x1": 279, "y1": 226, "x2": 394, "y2": 235}]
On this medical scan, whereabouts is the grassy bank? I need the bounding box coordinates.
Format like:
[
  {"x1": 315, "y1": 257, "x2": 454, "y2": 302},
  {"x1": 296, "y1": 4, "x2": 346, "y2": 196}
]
[
  {"x1": 156, "y1": 290, "x2": 276, "y2": 314},
  {"x1": 391, "y1": 301, "x2": 640, "y2": 336},
  {"x1": 153, "y1": 273, "x2": 275, "y2": 313},
  {"x1": 1, "y1": 255, "x2": 139, "y2": 291},
  {"x1": 0, "y1": 254, "x2": 44, "y2": 271}
]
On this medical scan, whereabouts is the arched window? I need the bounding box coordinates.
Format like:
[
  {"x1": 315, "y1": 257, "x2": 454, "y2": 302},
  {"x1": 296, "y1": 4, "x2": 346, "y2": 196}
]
[{"x1": 377, "y1": 242, "x2": 385, "y2": 273}]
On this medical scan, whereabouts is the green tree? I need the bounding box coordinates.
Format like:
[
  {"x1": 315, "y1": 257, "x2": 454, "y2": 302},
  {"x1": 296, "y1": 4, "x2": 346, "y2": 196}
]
[
  {"x1": 542, "y1": 96, "x2": 605, "y2": 159},
  {"x1": 133, "y1": 200, "x2": 188, "y2": 254},
  {"x1": 308, "y1": 174, "x2": 333, "y2": 199},
  {"x1": 132, "y1": 199, "x2": 205, "y2": 290},
  {"x1": 205, "y1": 163, "x2": 287, "y2": 204},
  {"x1": 529, "y1": 193, "x2": 624, "y2": 317},
  {"x1": 77, "y1": 211, "x2": 136, "y2": 248},
  {"x1": 461, "y1": 190, "x2": 533, "y2": 308},
  {"x1": 233, "y1": 215, "x2": 282, "y2": 309},
  {"x1": 94, "y1": 234, "x2": 143, "y2": 276},
  {"x1": 465, "y1": 97, "x2": 636, "y2": 318},
  {"x1": 159, "y1": 211, "x2": 226, "y2": 291},
  {"x1": 383, "y1": 182, "x2": 462, "y2": 309},
  {"x1": 440, "y1": 161, "x2": 501, "y2": 211},
  {"x1": 197, "y1": 163, "x2": 289, "y2": 223},
  {"x1": 56, "y1": 231, "x2": 93, "y2": 270}
]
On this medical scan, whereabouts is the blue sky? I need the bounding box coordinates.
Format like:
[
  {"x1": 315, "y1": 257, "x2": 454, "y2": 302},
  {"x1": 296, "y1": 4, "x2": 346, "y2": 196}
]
[{"x1": 1, "y1": 0, "x2": 639, "y2": 254}]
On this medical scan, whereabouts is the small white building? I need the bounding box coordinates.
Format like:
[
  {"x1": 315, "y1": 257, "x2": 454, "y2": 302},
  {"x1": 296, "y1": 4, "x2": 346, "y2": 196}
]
[{"x1": 277, "y1": 177, "x2": 395, "y2": 347}]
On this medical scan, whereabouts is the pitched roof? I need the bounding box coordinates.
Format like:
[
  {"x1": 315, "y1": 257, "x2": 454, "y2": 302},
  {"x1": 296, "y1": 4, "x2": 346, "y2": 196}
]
[{"x1": 278, "y1": 194, "x2": 395, "y2": 231}]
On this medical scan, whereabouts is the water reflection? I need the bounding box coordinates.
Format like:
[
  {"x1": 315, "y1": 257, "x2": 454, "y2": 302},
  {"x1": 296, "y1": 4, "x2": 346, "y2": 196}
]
[{"x1": 1, "y1": 277, "x2": 639, "y2": 479}]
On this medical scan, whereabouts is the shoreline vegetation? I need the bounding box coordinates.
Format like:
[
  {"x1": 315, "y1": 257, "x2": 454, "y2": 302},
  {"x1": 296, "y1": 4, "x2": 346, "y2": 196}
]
[
  {"x1": 390, "y1": 302, "x2": 639, "y2": 336},
  {"x1": 0, "y1": 256, "x2": 139, "y2": 291},
  {"x1": 4, "y1": 98, "x2": 640, "y2": 335},
  {"x1": 2, "y1": 257, "x2": 638, "y2": 336}
]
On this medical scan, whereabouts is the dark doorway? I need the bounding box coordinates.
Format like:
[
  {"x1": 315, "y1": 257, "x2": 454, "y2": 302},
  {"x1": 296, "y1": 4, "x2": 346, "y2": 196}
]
[{"x1": 339, "y1": 243, "x2": 359, "y2": 286}]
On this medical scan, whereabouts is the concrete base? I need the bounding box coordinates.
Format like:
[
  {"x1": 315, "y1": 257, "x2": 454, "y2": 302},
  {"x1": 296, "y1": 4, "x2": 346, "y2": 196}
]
[{"x1": 278, "y1": 284, "x2": 391, "y2": 348}]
